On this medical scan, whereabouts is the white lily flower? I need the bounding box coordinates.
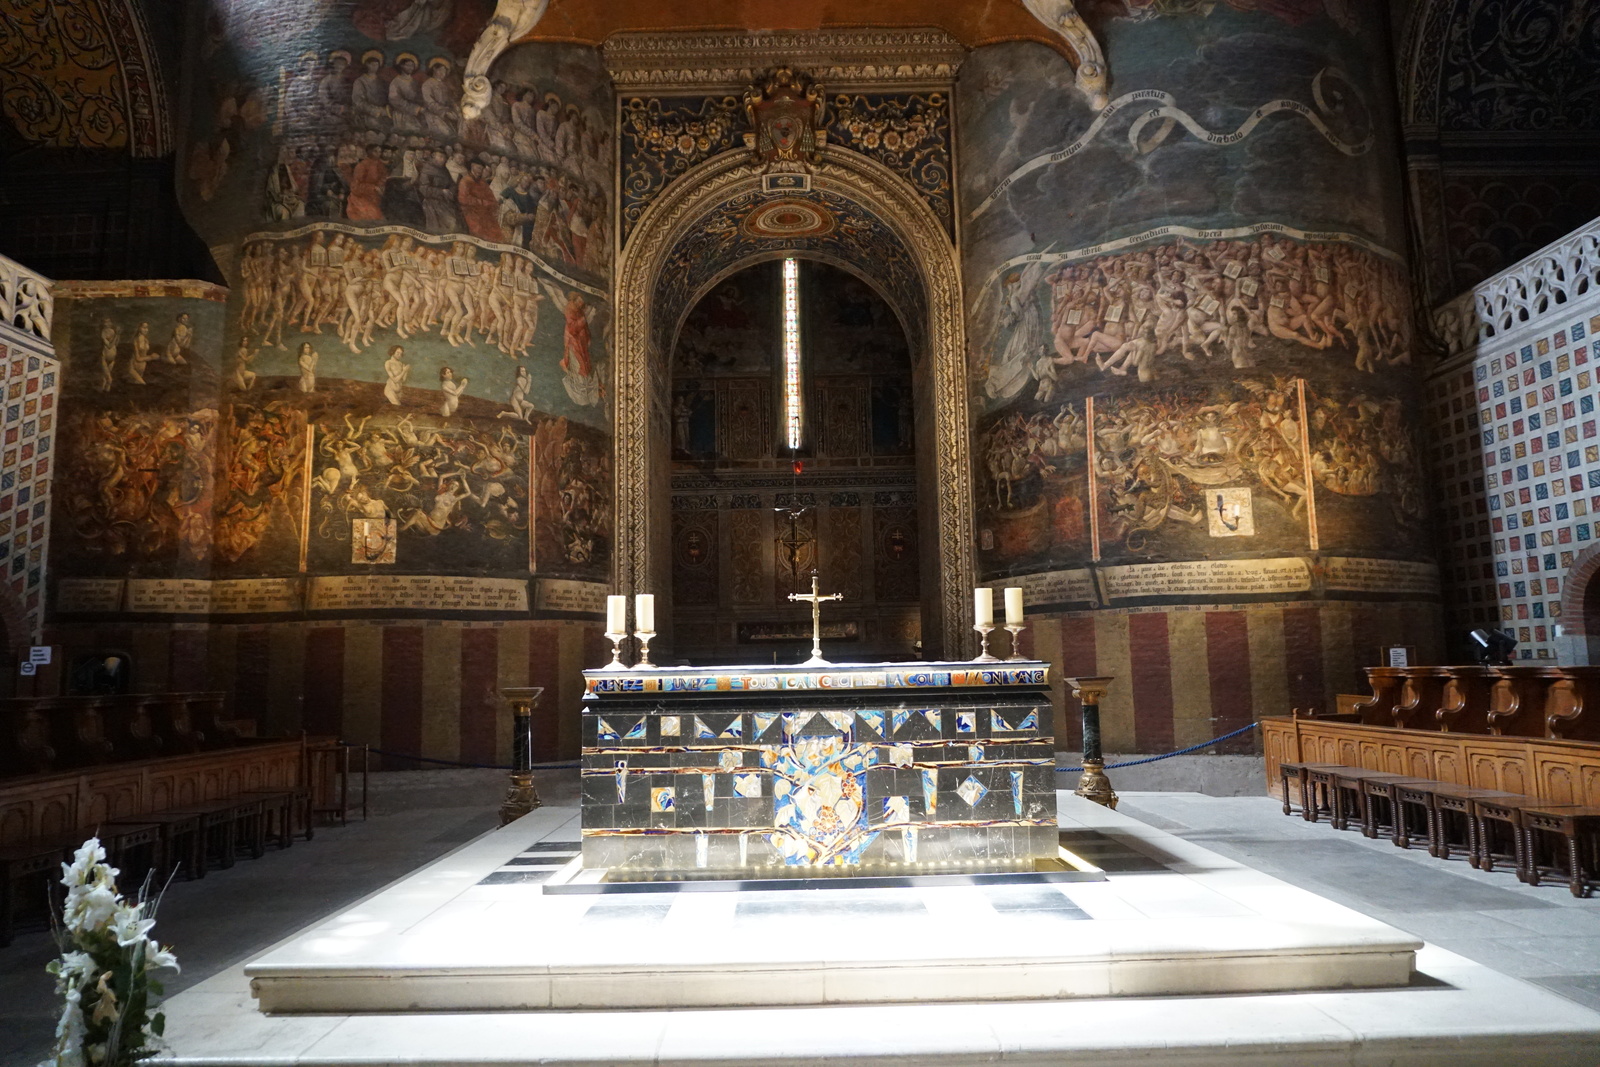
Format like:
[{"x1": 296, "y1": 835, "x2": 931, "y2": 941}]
[
  {"x1": 63, "y1": 884, "x2": 117, "y2": 934},
  {"x1": 110, "y1": 902, "x2": 154, "y2": 947},
  {"x1": 65, "y1": 839, "x2": 105, "y2": 879},
  {"x1": 144, "y1": 939, "x2": 180, "y2": 974}
]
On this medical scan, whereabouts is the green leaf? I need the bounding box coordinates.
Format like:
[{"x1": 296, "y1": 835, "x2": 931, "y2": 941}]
[{"x1": 151, "y1": 1013, "x2": 165, "y2": 1036}]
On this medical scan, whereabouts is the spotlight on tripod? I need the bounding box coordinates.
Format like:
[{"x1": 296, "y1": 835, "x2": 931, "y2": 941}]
[{"x1": 1468, "y1": 628, "x2": 1517, "y2": 667}]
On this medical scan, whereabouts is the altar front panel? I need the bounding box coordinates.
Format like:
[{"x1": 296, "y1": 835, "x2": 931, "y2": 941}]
[{"x1": 579, "y1": 663, "x2": 1057, "y2": 877}]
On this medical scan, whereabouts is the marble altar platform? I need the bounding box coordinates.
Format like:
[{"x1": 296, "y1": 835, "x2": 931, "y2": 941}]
[{"x1": 149, "y1": 794, "x2": 1600, "y2": 1064}]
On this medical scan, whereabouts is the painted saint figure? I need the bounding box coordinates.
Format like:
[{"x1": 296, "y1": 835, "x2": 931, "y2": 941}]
[
  {"x1": 383, "y1": 345, "x2": 410, "y2": 405},
  {"x1": 297, "y1": 341, "x2": 319, "y2": 392},
  {"x1": 438, "y1": 365, "x2": 468, "y2": 416},
  {"x1": 165, "y1": 312, "x2": 192, "y2": 364},
  {"x1": 497, "y1": 365, "x2": 536, "y2": 422},
  {"x1": 985, "y1": 268, "x2": 1047, "y2": 402},
  {"x1": 127, "y1": 321, "x2": 154, "y2": 384},
  {"x1": 98, "y1": 317, "x2": 119, "y2": 392},
  {"x1": 232, "y1": 336, "x2": 257, "y2": 390}
]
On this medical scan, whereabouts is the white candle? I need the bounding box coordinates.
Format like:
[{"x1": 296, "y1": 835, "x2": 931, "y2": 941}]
[
  {"x1": 635, "y1": 593, "x2": 655, "y2": 633},
  {"x1": 974, "y1": 587, "x2": 994, "y2": 627},
  {"x1": 606, "y1": 595, "x2": 626, "y2": 634},
  {"x1": 1004, "y1": 587, "x2": 1024, "y2": 626}
]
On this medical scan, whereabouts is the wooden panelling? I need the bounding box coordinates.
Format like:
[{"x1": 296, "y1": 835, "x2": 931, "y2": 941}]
[
  {"x1": 1263, "y1": 718, "x2": 1600, "y2": 806},
  {"x1": 0, "y1": 741, "x2": 302, "y2": 847}
]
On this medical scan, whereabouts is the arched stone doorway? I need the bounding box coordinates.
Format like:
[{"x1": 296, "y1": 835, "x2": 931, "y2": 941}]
[
  {"x1": 1557, "y1": 542, "x2": 1600, "y2": 665},
  {"x1": 613, "y1": 147, "x2": 974, "y2": 657}
]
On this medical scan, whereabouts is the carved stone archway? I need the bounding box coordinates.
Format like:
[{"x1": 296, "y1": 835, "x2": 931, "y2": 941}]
[{"x1": 612, "y1": 146, "x2": 975, "y2": 657}]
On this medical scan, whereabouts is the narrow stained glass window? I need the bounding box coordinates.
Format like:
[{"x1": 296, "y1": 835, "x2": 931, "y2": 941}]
[{"x1": 782, "y1": 257, "x2": 802, "y2": 451}]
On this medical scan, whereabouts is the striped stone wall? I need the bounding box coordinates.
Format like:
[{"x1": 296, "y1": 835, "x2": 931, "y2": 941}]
[
  {"x1": 42, "y1": 619, "x2": 605, "y2": 767},
  {"x1": 1020, "y1": 601, "x2": 1444, "y2": 755}
]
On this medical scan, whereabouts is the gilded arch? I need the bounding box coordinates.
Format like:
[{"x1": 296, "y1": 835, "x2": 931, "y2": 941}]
[{"x1": 612, "y1": 146, "x2": 976, "y2": 656}]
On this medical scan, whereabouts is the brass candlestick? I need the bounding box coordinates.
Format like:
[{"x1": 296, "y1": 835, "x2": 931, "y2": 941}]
[
  {"x1": 973, "y1": 622, "x2": 999, "y2": 662},
  {"x1": 498, "y1": 686, "x2": 545, "y2": 824},
  {"x1": 1004, "y1": 622, "x2": 1027, "y2": 661},
  {"x1": 601, "y1": 631, "x2": 628, "y2": 670},
  {"x1": 1066, "y1": 676, "x2": 1118, "y2": 809},
  {"x1": 633, "y1": 630, "x2": 656, "y2": 669}
]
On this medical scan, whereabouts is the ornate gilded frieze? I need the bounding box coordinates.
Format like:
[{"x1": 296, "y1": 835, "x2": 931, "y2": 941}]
[
  {"x1": 603, "y1": 29, "x2": 966, "y2": 93},
  {"x1": 619, "y1": 96, "x2": 745, "y2": 239},
  {"x1": 827, "y1": 93, "x2": 953, "y2": 237}
]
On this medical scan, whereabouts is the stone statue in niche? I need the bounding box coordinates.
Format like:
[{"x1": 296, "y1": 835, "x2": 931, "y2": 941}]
[{"x1": 743, "y1": 68, "x2": 826, "y2": 167}]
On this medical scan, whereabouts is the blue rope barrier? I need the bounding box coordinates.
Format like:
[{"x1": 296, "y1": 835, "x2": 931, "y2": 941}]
[
  {"x1": 1055, "y1": 721, "x2": 1261, "y2": 773},
  {"x1": 356, "y1": 720, "x2": 1259, "y2": 776}
]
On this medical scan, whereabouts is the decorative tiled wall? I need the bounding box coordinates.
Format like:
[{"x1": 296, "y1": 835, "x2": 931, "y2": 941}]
[
  {"x1": 0, "y1": 253, "x2": 59, "y2": 644},
  {"x1": 1429, "y1": 308, "x2": 1600, "y2": 660}
]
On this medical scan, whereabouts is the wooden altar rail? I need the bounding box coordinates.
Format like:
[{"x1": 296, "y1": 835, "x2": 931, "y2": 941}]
[
  {"x1": 0, "y1": 692, "x2": 246, "y2": 777},
  {"x1": 1262, "y1": 716, "x2": 1600, "y2": 807},
  {"x1": 1348, "y1": 665, "x2": 1600, "y2": 740},
  {"x1": 0, "y1": 739, "x2": 304, "y2": 848}
]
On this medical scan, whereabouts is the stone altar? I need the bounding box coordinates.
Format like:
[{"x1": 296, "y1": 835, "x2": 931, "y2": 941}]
[{"x1": 579, "y1": 660, "x2": 1057, "y2": 878}]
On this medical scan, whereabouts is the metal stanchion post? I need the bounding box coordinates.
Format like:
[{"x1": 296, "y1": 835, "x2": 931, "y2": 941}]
[
  {"x1": 499, "y1": 686, "x2": 545, "y2": 824},
  {"x1": 1066, "y1": 676, "x2": 1118, "y2": 809}
]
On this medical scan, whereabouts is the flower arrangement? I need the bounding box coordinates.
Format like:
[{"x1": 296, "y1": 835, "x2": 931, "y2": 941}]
[{"x1": 40, "y1": 838, "x2": 179, "y2": 1067}]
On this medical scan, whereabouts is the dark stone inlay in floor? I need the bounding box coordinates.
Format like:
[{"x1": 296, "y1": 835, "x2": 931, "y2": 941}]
[
  {"x1": 982, "y1": 885, "x2": 1090, "y2": 919},
  {"x1": 478, "y1": 870, "x2": 557, "y2": 885},
  {"x1": 1059, "y1": 829, "x2": 1173, "y2": 872},
  {"x1": 581, "y1": 902, "x2": 672, "y2": 925},
  {"x1": 735, "y1": 896, "x2": 930, "y2": 922}
]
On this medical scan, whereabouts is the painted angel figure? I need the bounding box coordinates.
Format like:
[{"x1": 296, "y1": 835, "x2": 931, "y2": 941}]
[
  {"x1": 538, "y1": 278, "x2": 600, "y2": 407},
  {"x1": 983, "y1": 261, "x2": 1049, "y2": 403}
]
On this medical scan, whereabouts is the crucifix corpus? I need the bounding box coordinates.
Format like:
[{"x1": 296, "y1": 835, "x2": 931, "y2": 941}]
[{"x1": 788, "y1": 574, "x2": 842, "y2": 666}]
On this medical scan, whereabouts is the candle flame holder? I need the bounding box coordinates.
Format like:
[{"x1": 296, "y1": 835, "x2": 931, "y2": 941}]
[
  {"x1": 973, "y1": 622, "x2": 999, "y2": 663},
  {"x1": 600, "y1": 631, "x2": 628, "y2": 670},
  {"x1": 632, "y1": 630, "x2": 657, "y2": 669}
]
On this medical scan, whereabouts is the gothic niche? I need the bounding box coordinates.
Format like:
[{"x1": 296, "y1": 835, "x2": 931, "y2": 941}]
[{"x1": 669, "y1": 260, "x2": 920, "y2": 665}]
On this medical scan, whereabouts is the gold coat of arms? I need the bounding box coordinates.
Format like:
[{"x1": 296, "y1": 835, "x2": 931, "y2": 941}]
[{"x1": 743, "y1": 68, "x2": 826, "y2": 165}]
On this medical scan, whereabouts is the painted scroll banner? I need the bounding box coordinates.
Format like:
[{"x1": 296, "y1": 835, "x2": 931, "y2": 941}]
[
  {"x1": 126, "y1": 579, "x2": 214, "y2": 614},
  {"x1": 309, "y1": 575, "x2": 530, "y2": 613},
  {"x1": 1323, "y1": 557, "x2": 1440, "y2": 598},
  {"x1": 988, "y1": 569, "x2": 1098, "y2": 608},
  {"x1": 210, "y1": 578, "x2": 303, "y2": 614},
  {"x1": 1099, "y1": 557, "x2": 1312, "y2": 600},
  {"x1": 55, "y1": 578, "x2": 125, "y2": 613},
  {"x1": 534, "y1": 578, "x2": 608, "y2": 615}
]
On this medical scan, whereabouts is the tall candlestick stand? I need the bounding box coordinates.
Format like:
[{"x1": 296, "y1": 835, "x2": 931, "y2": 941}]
[
  {"x1": 973, "y1": 621, "x2": 999, "y2": 662},
  {"x1": 1066, "y1": 676, "x2": 1117, "y2": 809},
  {"x1": 498, "y1": 686, "x2": 545, "y2": 824},
  {"x1": 601, "y1": 631, "x2": 628, "y2": 670},
  {"x1": 633, "y1": 630, "x2": 656, "y2": 669},
  {"x1": 1004, "y1": 622, "x2": 1027, "y2": 661}
]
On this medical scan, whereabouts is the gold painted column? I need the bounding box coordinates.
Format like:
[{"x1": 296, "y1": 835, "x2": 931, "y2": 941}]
[
  {"x1": 499, "y1": 686, "x2": 545, "y2": 824},
  {"x1": 1067, "y1": 675, "x2": 1118, "y2": 809}
]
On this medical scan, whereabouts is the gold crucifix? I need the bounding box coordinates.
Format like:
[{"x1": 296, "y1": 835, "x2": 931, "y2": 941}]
[{"x1": 788, "y1": 574, "x2": 842, "y2": 666}]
